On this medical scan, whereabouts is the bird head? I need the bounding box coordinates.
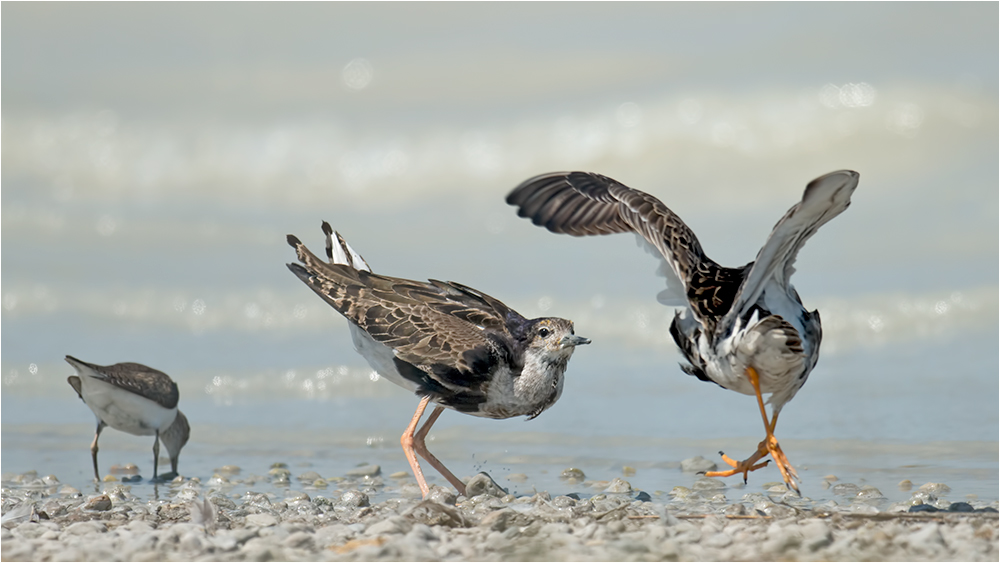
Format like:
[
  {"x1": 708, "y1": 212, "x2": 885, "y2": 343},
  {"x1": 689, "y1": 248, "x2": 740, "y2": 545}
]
[
  {"x1": 525, "y1": 318, "x2": 591, "y2": 358},
  {"x1": 162, "y1": 410, "x2": 191, "y2": 473}
]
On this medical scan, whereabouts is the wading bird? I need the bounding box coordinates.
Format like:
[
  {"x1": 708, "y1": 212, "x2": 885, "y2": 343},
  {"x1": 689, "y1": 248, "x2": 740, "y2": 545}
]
[
  {"x1": 66, "y1": 355, "x2": 190, "y2": 481},
  {"x1": 506, "y1": 170, "x2": 859, "y2": 493},
  {"x1": 286, "y1": 222, "x2": 589, "y2": 497}
]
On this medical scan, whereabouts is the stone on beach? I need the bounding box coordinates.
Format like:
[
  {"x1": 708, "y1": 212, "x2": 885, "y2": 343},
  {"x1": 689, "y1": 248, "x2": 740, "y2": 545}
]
[{"x1": 0, "y1": 469, "x2": 997, "y2": 562}]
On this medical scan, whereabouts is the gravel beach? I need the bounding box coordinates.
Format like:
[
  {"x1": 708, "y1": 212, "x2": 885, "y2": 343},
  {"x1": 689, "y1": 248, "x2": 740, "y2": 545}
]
[{"x1": 3, "y1": 466, "x2": 997, "y2": 562}]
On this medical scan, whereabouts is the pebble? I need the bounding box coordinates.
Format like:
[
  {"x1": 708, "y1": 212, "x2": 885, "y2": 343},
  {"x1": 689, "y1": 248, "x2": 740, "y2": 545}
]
[
  {"x1": 725, "y1": 503, "x2": 749, "y2": 516},
  {"x1": 366, "y1": 516, "x2": 412, "y2": 536},
  {"x1": 465, "y1": 473, "x2": 506, "y2": 498},
  {"x1": 692, "y1": 477, "x2": 726, "y2": 490},
  {"x1": 898, "y1": 479, "x2": 913, "y2": 491},
  {"x1": 58, "y1": 485, "x2": 80, "y2": 497},
  {"x1": 297, "y1": 470, "x2": 322, "y2": 482},
  {"x1": 560, "y1": 468, "x2": 585, "y2": 482},
  {"x1": 268, "y1": 467, "x2": 291, "y2": 482},
  {"x1": 603, "y1": 478, "x2": 632, "y2": 494},
  {"x1": 831, "y1": 483, "x2": 861, "y2": 496},
  {"x1": 339, "y1": 490, "x2": 370, "y2": 507},
  {"x1": 0, "y1": 469, "x2": 996, "y2": 562},
  {"x1": 857, "y1": 486, "x2": 885, "y2": 500},
  {"x1": 246, "y1": 513, "x2": 278, "y2": 527},
  {"x1": 919, "y1": 482, "x2": 952, "y2": 495},
  {"x1": 426, "y1": 486, "x2": 458, "y2": 506},
  {"x1": 84, "y1": 494, "x2": 112, "y2": 511},
  {"x1": 680, "y1": 456, "x2": 718, "y2": 473},
  {"x1": 345, "y1": 464, "x2": 381, "y2": 478},
  {"x1": 63, "y1": 521, "x2": 107, "y2": 536},
  {"x1": 670, "y1": 486, "x2": 692, "y2": 499}
]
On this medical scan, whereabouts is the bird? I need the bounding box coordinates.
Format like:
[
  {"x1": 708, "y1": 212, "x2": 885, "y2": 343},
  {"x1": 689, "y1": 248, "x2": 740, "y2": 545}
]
[
  {"x1": 506, "y1": 170, "x2": 859, "y2": 493},
  {"x1": 286, "y1": 221, "x2": 590, "y2": 498},
  {"x1": 65, "y1": 355, "x2": 190, "y2": 481}
]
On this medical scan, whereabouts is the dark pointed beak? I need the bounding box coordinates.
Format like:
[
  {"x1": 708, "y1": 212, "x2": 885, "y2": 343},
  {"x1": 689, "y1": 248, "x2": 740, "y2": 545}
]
[{"x1": 560, "y1": 335, "x2": 591, "y2": 348}]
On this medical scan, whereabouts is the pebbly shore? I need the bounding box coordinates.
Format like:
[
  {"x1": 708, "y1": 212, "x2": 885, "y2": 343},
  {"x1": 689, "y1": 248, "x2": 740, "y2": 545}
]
[{"x1": 2, "y1": 465, "x2": 997, "y2": 562}]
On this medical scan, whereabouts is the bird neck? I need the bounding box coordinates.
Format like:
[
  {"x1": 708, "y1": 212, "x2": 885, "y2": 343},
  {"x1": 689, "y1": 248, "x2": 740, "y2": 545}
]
[{"x1": 515, "y1": 349, "x2": 569, "y2": 408}]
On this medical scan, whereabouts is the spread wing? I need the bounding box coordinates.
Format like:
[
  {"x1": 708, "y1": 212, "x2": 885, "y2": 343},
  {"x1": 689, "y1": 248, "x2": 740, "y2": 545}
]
[
  {"x1": 720, "y1": 170, "x2": 859, "y2": 328},
  {"x1": 64, "y1": 355, "x2": 180, "y2": 410},
  {"x1": 507, "y1": 171, "x2": 749, "y2": 329},
  {"x1": 287, "y1": 235, "x2": 520, "y2": 392}
]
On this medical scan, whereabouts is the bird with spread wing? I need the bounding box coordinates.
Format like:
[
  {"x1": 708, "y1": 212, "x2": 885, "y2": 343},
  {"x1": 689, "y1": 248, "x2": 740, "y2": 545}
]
[{"x1": 506, "y1": 170, "x2": 859, "y2": 493}]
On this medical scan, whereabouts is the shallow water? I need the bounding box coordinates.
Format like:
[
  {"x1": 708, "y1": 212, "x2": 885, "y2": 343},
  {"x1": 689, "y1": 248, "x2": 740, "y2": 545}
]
[{"x1": 2, "y1": 4, "x2": 997, "y2": 506}]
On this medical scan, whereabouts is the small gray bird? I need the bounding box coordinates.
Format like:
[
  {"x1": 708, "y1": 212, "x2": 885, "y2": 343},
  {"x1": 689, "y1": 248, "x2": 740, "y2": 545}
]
[
  {"x1": 66, "y1": 355, "x2": 190, "y2": 481},
  {"x1": 507, "y1": 170, "x2": 859, "y2": 493},
  {"x1": 286, "y1": 222, "x2": 590, "y2": 498}
]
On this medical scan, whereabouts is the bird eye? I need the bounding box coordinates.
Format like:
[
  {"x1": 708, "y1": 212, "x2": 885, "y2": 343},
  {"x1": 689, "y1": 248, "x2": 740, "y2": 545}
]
[{"x1": 538, "y1": 327, "x2": 550, "y2": 338}]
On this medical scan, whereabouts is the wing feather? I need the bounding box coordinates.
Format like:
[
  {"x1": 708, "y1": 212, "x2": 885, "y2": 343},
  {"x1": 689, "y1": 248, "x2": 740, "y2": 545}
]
[
  {"x1": 286, "y1": 234, "x2": 515, "y2": 394},
  {"x1": 720, "y1": 170, "x2": 858, "y2": 328},
  {"x1": 64, "y1": 355, "x2": 179, "y2": 409},
  {"x1": 508, "y1": 171, "x2": 747, "y2": 327}
]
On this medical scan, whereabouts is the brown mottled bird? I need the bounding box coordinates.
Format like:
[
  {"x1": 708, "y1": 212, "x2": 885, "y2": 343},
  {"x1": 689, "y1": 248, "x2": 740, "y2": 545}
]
[
  {"x1": 66, "y1": 355, "x2": 190, "y2": 481},
  {"x1": 506, "y1": 170, "x2": 859, "y2": 493},
  {"x1": 286, "y1": 222, "x2": 590, "y2": 498}
]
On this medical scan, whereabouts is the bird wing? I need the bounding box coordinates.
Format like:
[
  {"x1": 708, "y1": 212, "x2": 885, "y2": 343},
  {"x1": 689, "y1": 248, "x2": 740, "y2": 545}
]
[
  {"x1": 67, "y1": 375, "x2": 84, "y2": 400},
  {"x1": 64, "y1": 355, "x2": 180, "y2": 410},
  {"x1": 720, "y1": 170, "x2": 859, "y2": 329},
  {"x1": 287, "y1": 235, "x2": 516, "y2": 393},
  {"x1": 506, "y1": 171, "x2": 747, "y2": 326}
]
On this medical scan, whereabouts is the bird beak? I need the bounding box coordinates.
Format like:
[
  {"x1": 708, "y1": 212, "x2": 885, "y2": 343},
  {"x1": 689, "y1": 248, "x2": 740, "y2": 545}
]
[{"x1": 560, "y1": 335, "x2": 591, "y2": 348}]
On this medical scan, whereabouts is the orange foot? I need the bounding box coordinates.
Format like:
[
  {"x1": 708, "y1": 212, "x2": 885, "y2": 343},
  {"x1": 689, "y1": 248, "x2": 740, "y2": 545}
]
[
  {"x1": 704, "y1": 440, "x2": 770, "y2": 482},
  {"x1": 763, "y1": 434, "x2": 800, "y2": 494},
  {"x1": 704, "y1": 436, "x2": 800, "y2": 495}
]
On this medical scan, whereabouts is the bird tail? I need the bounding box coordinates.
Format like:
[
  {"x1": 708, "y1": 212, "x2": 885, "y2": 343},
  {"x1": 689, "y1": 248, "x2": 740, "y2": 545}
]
[
  {"x1": 64, "y1": 355, "x2": 105, "y2": 382},
  {"x1": 286, "y1": 224, "x2": 374, "y2": 315},
  {"x1": 321, "y1": 221, "x2": 371, "y2": 271}
]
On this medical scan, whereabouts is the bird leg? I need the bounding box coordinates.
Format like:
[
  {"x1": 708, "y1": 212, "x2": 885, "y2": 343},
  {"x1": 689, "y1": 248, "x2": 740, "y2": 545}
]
[
  {"x1": 761, "y1": 410, "x2": 799, "y2": 493},
  {"x1": 705, "y1": 366, "x2": 800, "y2": 494},
  {"x1": 152, "y1": 431, "x2": 161, "y2": 480},
  {"x1": 400, "y1": 396, "x2": 435, "y2": 498},
  {"x1": 90, "y1": 421, "x2": 106, "y2": 481},
  {"x1": 412, "y1": 405, "x2": 467, "y2": 497}
]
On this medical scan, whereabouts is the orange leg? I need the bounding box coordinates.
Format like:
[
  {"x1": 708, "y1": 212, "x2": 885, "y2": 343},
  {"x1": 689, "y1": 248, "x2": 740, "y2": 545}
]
[
  {"x1": 400, "y1": 397, "x2": 467, "y2": 498},
  {"x1": 400, "y1": 396, "x2": 433, "y2": 498},
  {"x1": 413, "y1": 405, "x2": 467, "y2": 497},
  {"x1": 704, "y1": 366, "x2": 800, "y2": 494}
]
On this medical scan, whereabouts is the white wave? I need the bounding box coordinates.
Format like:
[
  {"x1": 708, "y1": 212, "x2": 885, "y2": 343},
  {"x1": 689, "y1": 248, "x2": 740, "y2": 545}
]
[{"x1": 2, "y1": 85, "x2": 992, "y2": 208}]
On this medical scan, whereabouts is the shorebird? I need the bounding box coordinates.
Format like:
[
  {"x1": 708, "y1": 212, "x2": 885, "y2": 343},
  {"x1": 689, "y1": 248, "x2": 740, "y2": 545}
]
[
  {"x1": 66, "y1": 355, "x2": 190, "y2": 481},
  {"x1": 286, "y1": 222, "x2": 590, "y2": 498},
  {"x1": 506, "y1": 170, "x2": 859, "y2": 493}
]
